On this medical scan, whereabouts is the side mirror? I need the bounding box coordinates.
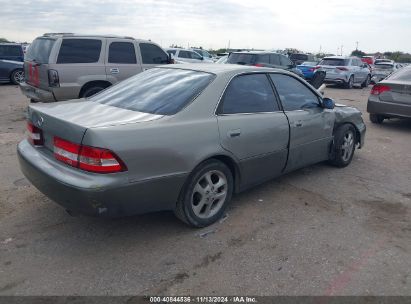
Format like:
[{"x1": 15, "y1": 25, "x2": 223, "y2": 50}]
[{"x1": 322, "y1": 97, "x2": 335, "y2": 109}]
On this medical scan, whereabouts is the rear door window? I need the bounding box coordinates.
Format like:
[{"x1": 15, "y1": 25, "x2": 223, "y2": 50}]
[
  {"x1": 108, "y1": 42, "x2": 137, "y2": 64},
  {"x1": 270, "y1": 54, "x2": 281, "y2": 65},
  {"x1": 190, "y1": 51, "x2": 202, "y2": 60},
  {"x1": 57, "y1": 39, "x2": 102, "y2": 64},
  {"x1": 219, "y1": 74, "x2": 279, "y2": 114},
  {"x1": 256, "y1": 54, "x2": 269, "y2": 64},
  {"x1": 270, "y1": 73, "x2": 320, "y2": 111},
  {"x1": 25, "y1": 38, "x2": 56, "y2": 63},
  {"x1": 179, "y1": 51, "x2": 190, "y2": 59},
  {"x1": 140, "y1": 43, "x2": 168, "y2": 64},
  {"x1": 280, "y1": 55, "x2": 292, "y2": 66}
]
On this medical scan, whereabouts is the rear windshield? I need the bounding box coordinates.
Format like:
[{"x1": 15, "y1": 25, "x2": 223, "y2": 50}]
[
  {"x1": 374, "y1": 64, "x2": 394, "y2": 70},
  {"x1": 25, "y1": 38, "x2": 56, "y2": 64},
  {"x1": 300, "y1": 61, "x2": 317, "y2": 66},
  {"x1": 319, "y1": 58, "x2": 348, "y2": 66},
  {"x1": 388, "y1": 68, "x2": 411, "y2": 81},
  {"x1": 227, "y1": 53, "x2": 255, "y2": 65},
  {"x1": 90, "y1": 68, "x2": 215, "y2": 115},
  {"x1": 290, "y1": 54, "x2": 308, "y2": 60},
  {"x1": 0, "y1": 45, "x2": 22, "y2": 57}
]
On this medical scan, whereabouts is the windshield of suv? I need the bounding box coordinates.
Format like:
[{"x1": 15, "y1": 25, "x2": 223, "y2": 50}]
[
  {"x1": 227, "y1": 53, "x2": 255, "y2": 65},
  {"x1": 90, "y1": 68, "x2": 215, "y2": 115},
  {"x1": 319, "y1": 58, "x2": 348, "y2": 66},
  {"x1": 25, "y1": 38, "x2": 56, "y2": 64}
]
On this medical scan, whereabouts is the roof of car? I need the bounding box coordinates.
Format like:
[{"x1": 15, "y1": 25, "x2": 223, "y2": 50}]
[
  {"x1": 231, "y1": 51, "x2": 281, "y2": 55},
  {"x1": 161, "y1": 63, "x2": 286, "y2": 75},
  {"x1": 323, "y1": 56, "x2": 357, "y2": 59},
  {"x1": 0, "y1": 43, "x2": 22, "y2": 46},
  {"x1": 40, "y1": 33, "x2": 151, "y2": 42}
]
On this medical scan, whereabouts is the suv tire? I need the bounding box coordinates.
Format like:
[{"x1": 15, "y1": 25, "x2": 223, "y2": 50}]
[
  {"x1": 344, "y1": 75, "x2": 354, "y2": 89},
  {"x1": 370, "y1": 113, "x2": 384, "y2": 124},
  {"x1": 329, "y1": 124, "x2": 356, "y2": 168},
  {"x1": 81, "y1": 86, "x2": 106, "y2": 98}
]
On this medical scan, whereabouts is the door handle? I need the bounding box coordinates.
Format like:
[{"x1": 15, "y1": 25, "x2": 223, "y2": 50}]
[
  {"x1": 110, "y1": 68, "x2": 120, "y2": 74},
  {"x1": 295, "y1": 121, "x2": 303, "y2": 127},
  {"x1": 228, "y1": 129, "x2": 241, "y2": 138}
]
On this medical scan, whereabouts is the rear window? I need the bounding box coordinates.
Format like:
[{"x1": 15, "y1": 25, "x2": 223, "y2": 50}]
[
  {"x1": 388, "y1": 68, "x2": 411, "y2": 81},
  {"x1": 290, "y1": 54, "x2": 308, "y2": 61},
  {"x1": 0, "y1": 45, "x2": 22, "y2": 57},
  {"x1": 57, "y1": 39, "x2": 102, "y2": 64},
  {"x1": 89, "y1": 68, "x2": 215, "y2": 115},
  {"x1": 319, "y1": 58, "x2": 348, "y2": 66},
  {"x1": 227, "y1": 53, "x2": 255, "y2": 65},
  {"x1": 25, "y1": 38, "x2": 56, "y2": 63},
  {"x1": 374, "y1": 64, "x2": 394, "y2": 70}
]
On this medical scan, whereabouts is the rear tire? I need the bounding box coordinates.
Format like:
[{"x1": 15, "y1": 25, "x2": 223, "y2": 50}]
[
  {"x1": 81, "y1": 86, "x2": 106, "y2": 98},
  {"x1": 344, "y1": 75, "x2": 354, "y2": 89},
  {"x1": 361, "y1": 75, "x2": 371, "y2": 88},
  {"x1": 174, "y1": 160, "x2": 233, "y2": 227},
  {"x1": 329, "y1": 124, "x2": 356, "y2": 168},
  {"x1": 370, "y1": 113, "x2": 384, "y2": 124},
  {"x1": 10, "y1": 69, "x2": 24, "y2": 85}
]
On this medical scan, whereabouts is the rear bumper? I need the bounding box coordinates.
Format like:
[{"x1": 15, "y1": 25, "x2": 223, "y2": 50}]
[
  {"x1": 19, "y1": 82, "x2": 56, "y2": 102},
  {"x1": 17, "y1": 140, "x2": 186, "y2": 217},
  {"x1": 324, "y1": 73, "x2": 350, "y2": 84},
  {"x1": 367, "y1": 99, "x2": 411, "y2": 118}
]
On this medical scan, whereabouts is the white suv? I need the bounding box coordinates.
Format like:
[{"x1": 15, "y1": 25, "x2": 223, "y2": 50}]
[
  {"x1": 318, "y1": 56, "x2": 371, "y2": 89},
  {"x1": 165, "y1": 48, "x2": 213, "y2": 64}
]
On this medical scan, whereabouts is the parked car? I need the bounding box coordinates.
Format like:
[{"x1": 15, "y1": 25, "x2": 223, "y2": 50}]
[
  {"x1": 19, "y1": 33, "x2": 173, "y2": 102},
  {"x1": 18, "y1": 64, "x2": 365, "y2": 227},
  {"x1": 165, "y1": 48, "x2": 213, "y2": 63},
  {"x1": 0, "y1": 59, "x2": 24, "y2": 84},
  {"x1": 191, "y1": 48, "x2": 215, "y2": 61},
  {"x1": 296, "y1": 61, "x2": 320, "y2": 79},
  {"x1": 367, "y1": 66, "x2": 411, "y2": 123},
  {"x1": 361, "y1": 56, "x2": 375, "y2": 65},
  {"x1": 0, "y1": 43, "x2": 24, "y2": 62},
  {"x1": 289, "y1": 53, "x2": 316, "y2": 65},
  {"x1": 227, "y1": 51, "x2": 304, "y2": 78},
  {"x1": 374, "y1": 58, "x2": 393, "y2": 65},
  {"x1": 318, "y1": 56, "x2": 371, "y2": 89},
  {"x1": 371, "y1": 62, "x2": 397, "y2": 83}
]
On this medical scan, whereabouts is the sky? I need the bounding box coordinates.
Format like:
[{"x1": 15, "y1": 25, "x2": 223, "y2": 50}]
[{"x1": 1, "y1": 0, "x2": 410, "y2": 55}]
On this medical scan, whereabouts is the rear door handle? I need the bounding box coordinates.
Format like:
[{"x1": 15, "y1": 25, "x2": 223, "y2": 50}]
[
  {"x1": 228, "y1": 129, "x2": 241, "y2": 137},
  {"x1": 110, "y1": 68, "x2": 120, "y2": 74}
]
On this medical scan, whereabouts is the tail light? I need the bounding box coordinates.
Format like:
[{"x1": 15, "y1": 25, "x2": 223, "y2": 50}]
[
  {"x1": 27, "y1": 122, "x2": 44, "y2": 146},
  {"x1": 309, "y1": 66, "x2": 321, "y2": 72},
  {"x1": 371, "y1": 84, "x2": 391, "y2": 95},
  {"x1": 53, "y1": 137, "x2": 127, "y2": 173},
  {"x1": 48, "y1": 69, "x2": 60, "y2": 87},
  {"x1": 254, "y1": 63, "x2": 264, "y2": 67},
  {"x1": 336, "y1": 67, "x2": 349, "y2": 71}
]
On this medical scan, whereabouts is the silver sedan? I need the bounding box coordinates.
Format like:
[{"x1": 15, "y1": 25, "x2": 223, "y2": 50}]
[{"x1": 18, "y1": 64, "x2": 366, "y2": 227}]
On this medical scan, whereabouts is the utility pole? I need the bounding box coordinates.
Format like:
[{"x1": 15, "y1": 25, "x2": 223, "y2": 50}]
[
  {"x1": 341, "y1": 45, "x2": 344, "y2": 56},
  {"x1": 356, "y1": 41, "x2": 359, "y2": 50},
  {"x1": 227, "y1": 40, "x2": 230, "y2": 52}
]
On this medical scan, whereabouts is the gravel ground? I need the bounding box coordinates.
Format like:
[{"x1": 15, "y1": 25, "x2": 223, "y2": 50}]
[{"x1": 0, "y1": 83, "x2": 410, "y2": 296}]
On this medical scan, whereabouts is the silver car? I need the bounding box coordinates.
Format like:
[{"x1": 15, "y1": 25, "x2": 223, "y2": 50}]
[
  {"x1": 18, "y1": 64, "x2": 366, "y2": 227},
  {"x1": 372, "y1": 62, "x2": 397, "y2": 83},
  {"x1": 165, "y1": 48, "x2": 214, "y2": 63},
  {"x1": 319, "y1": 56, "x2": 371, "y2": 89}
]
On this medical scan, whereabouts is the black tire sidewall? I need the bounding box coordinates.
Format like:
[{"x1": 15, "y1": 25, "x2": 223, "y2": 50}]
[
  {"x1": 179, "y1": 160, "x2": 233, "y2": 227},
  {"x1": 345, "y1": 76, "x2": 354, "y2": 89},
  {"x1": 82, "y1": 86, "x2": 105, "y2": 98},
  {"x1": 331, "y1": 124, "x2": 356, "y2": 167},
  {"x1": 11, "y1": 69, "x2": 23, "y2": 85}
]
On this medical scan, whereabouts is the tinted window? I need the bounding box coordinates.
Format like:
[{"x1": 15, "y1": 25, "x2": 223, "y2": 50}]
[
  {"x1": 191, "y1": 51, "x2": 202, "y2": 60},
  {"x1": 270, "y1": 74, "x2": 319, "y2": 111},
  {"x1": 0, "y1": 45, "x2": 22, "y2": 57},
  {"x1": 90, "y1": 68, "x2": 214, "y2": 115},
  {"x1": 270, "y1": 54, "x2": 280, "y2": 65},
  {"x1": 388, "y1": 67, "x2": 411, "y2": 81},
  {"x1": 140, "y1": 43, "x2": 168, "y2": 64},
  {"x1": 179, "y1": 51, "x2": 191, "y2": 59},
  {"x1": 374, "y1": 63, "x2": 394, "y2": 70},
  {"x1": 227, "y1": 53, "x2": 255, "y2": 65},
  {"x1": 220, "y1": 74, "x2": 278, "y2": 114},
  {"x1": 256, "y1": 54, "x2": 269, "y2": 64},
  {"x1": 57, "y1": 39, "x2": 101, "y2": 63},
  {"x1": 108, "y1": 42, "x2": 136, "y2": 64},
  {"x1": 25, "y1": 38, "x2": 56, "y2": 63},
  {"x1": 290, "y1": 54, "x2": 308, "y2": 61},
  {"x1": 280, "y1": 55, "x2": 292, "y2": 66},
  {"x1": 319, "y1": 58, "x2": 348, "y2": 66}
]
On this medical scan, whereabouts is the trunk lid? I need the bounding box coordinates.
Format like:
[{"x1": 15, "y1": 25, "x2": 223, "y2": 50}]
[
  {"x1": 28, "y1": 100, "x2": 163, "y2": 152},
  {"x1": 378, "y1": 80, "x2": 411, "y2": 105}
]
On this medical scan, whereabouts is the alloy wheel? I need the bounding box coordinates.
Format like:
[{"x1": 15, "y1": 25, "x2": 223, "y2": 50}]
[{"x1": 341, "y1": 131, "x2": 354, "y2": 162}]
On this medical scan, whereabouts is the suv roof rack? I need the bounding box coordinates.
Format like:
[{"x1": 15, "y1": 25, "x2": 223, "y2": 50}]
[{"x1": 42, "y1": 33, "x2": 135, "y2": 40}]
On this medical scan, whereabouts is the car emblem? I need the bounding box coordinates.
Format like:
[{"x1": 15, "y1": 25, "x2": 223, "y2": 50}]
[{"x1": 37, "y1": 116, "x2": 44, "y2": 127}]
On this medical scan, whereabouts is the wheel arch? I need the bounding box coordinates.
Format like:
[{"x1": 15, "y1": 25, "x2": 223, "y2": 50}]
[
  {"x1": 79, "y1": 80, "x2": 112, "y2": 98},
  {"x1": 333, "y1": 122, "x2": 361, "y2": 146}
]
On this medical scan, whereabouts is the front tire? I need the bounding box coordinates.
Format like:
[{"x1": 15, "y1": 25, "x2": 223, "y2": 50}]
[
  {"x1": 329, "y1": 124, "x2": 356, "y2": 168},
  {"x1": 344, "y1": 75, "x2": 354, "y2": 89},
  {"x1": 174, "y1": 160, "x2": 233, "y2": 227},
  {"x1": 370, "y1": 113, "x2": 384, "y2": 124}
]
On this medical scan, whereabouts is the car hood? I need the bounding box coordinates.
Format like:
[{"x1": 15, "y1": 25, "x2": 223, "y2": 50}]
[
  {"x1": 334, "y1": 103, "x2": 363, "y2": 122},
  {"x1": 30, "y1": 99, "x2": 164, "y2": 129}
]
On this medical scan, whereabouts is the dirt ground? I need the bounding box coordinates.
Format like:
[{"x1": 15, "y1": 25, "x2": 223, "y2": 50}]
[{"x1": 0, "y1": 83, "x2": 410, "y2": 296}]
